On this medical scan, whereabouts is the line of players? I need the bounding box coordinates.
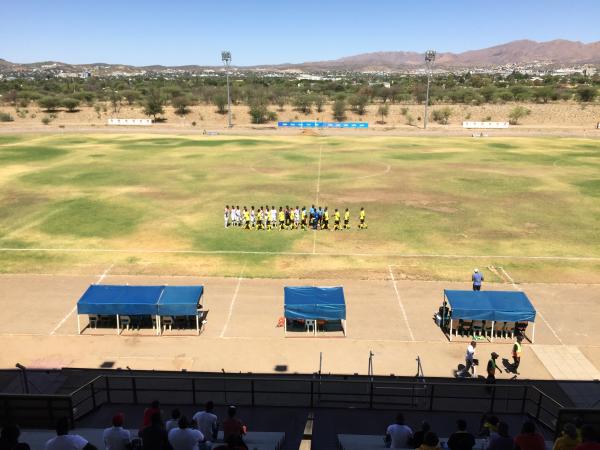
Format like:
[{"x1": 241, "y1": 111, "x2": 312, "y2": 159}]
[{"x1": 224, "y1": 205, "x2": 368, "y2": 230}]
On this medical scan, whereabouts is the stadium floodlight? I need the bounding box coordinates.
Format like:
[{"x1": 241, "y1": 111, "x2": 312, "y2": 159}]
[
  {"x1": 423, "y1": 50, "x2": 436, "y2": 130},
  {"x1": 221, "y1": 51, "x2": 233, "y2": 128}
]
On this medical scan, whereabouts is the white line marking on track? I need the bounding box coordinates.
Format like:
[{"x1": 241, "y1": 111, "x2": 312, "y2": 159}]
[
  {"x1": 499, "y1": 266, "x2": 564, "y2": 345},
  {"x1": 2, "y1": 248, "x2": 599, "y2": 261},
  {"x1": 388, "y1": 265, "x2": 415, "y2": 341},
  {"x1": 49, "y1": 264, "x2": 113, "y2": 335},
  {"x1": 219, "y1": 264, "x2": 246, "y2": 338}
]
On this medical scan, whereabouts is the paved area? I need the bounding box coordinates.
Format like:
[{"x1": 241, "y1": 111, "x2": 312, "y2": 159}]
[
  {"x1": 0, "y1": 273, "x2": 599, "y2": 381},
  {"x1": 531, "y1": 345, "x2": 600, "y2": 380}
]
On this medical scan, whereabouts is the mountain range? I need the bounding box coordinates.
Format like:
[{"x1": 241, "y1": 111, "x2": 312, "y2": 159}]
[{"x1": 2, "y1": 39, "x2": 600, "y2": 74}]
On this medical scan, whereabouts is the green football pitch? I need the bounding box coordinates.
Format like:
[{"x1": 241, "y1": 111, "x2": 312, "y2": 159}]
[{"x1": 0, "y1": 133, "x2": 598, "y2": 282}]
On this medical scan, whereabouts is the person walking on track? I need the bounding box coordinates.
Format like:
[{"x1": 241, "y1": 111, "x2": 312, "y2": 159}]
[
  {"x1": 512, "y1": 336, "x2": 523, "y2": 375},
  {"x1": 472, "y1": 269, "x2": 484, "y2": 291},
  {"x1": 459, "y1": 341, "x2": 477, "y2": 377},
  {"x1": 486, "y1": 352, "x2": 502, "y2": 389}
]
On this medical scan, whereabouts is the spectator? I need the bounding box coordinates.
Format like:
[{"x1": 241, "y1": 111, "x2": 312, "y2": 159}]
[
  {"x1": 448, "y1": 419, "x2": 476, "y2": 450},
  {"x1": 45, "y1": 418, "x2": 97, "y2": 450},
  {"x1": 574, "y1": 425, "x2": 600, "y2": 450},
  {"x1": 554, "y1": 423, "x2": 580, "y2": 450},
  {"x1": 385, "y1": 413, "x2": 413, "y2": 449},
  {"x1": 411, "y1": 422, "x2": 431, "y2": 449},
  {"x1": 142, "y1": 401, "x2": 162, "y2": 430},
  {"x1": 211, "y1": 435, "x2": 248, "y2": 450},
  {"x1": 515, "y1": 421, "x2": 545, "y2": 450},
  {"x1": 480, "y1": 415, "x2": 500, "y2": 437},
  {"x1": 166, "y1": 410, "x2": 181, "y2": 433},
  {"x1": 192, "y1": 401, "x2": 218, "y2": 442},
  {"x1": 418, "y1": 432, "x2": 440, "y2": 450},
  {"x1": 139, "y1": 412, "x2": 171, "y2": 450},
  {"x1": 222, "y1": 406, "x2": 246, "y2": 444},
  {"x1": 487, "y1": 422, "x2": 513, "y2": 450},
  {"x1": 168, "y1": 417, "x2": 203, "y2": 450},
  {"x1": 103, "y1": 413, "x2": 130, "y2": 450},
  {"x1": 0, "y1": 424, "x2": 21, "y2": 450}
]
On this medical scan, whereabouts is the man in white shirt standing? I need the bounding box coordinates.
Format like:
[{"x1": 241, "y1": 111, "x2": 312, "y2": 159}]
[
  {"x1": 168, "y1": 416, "x2": 203, "y2": 450},
  {"x1": 385, "y1": 413, "x2": 413, "y2": 449},
  {"x1": 46, "y1": 417, "x2": 97, "y2": 450},
  {"x1": 459, "y1": 341, "x2": 477, "y2": 377},
  {"x1": 102, "y1": 413, "x2": 130, "y2": 450},
  {"x1": 192, "y1": 400, "x2": 218, "y2": 443}
]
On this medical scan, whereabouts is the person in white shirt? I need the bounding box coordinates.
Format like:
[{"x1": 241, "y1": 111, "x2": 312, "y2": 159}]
[
  {"x1": 46, "y1": 418, "x2": 97, "y2": 450},
  {"x1": 235, "y1": 206, "x2": 241, "y2": 227},
  {"x1": 270, "y1": 206, "x2": 277, "y2": 230},
  {"x1": 385, "y1": 413, "x2": 413, "y2": 449},
  {"x1": 224, "y1": 206, "x2": 230, "y2": 228},
  {"x1": 102, "y1": 413, "x2": 130, "y2": 450},
  {"x1": 168, "y1": 416, "x2": 203, "y2": 450},
  {"x1": 459, "y1": 341, "x2": 477, "y2": 377},
  {"x1": 192, "y1": 400, "x2": 218, "y2": 442},
  {"x1": 166, "y1": 408, "x2": 181, "y2": 432}
]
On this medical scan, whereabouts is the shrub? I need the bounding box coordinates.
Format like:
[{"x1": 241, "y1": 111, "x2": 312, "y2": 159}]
[
  {"x1": 38, "y1": 96, "x2": 62, "y2": 111},
  {"x1": 432, "y1": 107, "x2": 452, "y2": 125},
  {"x1": 41, "y1": 116, "x2": 52, "y2": 125},
  {"x1": 400, "y1": 107, "x2": 409, "y2": 116},
  {"x1": 191, "y1": 121, "x2": 197, "y2": 127},
  {"x1": 332, "y1": 99, "x2": 346, "y2": 122},
  {"x1": 62, "y1": 98, "x2": 80, "y2": 112},
  {"x1": 0, "y1": 112, "x2": 14, "y2": 122},
  {"x1": 482, "y1": 115, "x2": 492, "y2": 121},
  {"x1": 405, "y1": 113, "x2": 415, "y2": 126},
  {"x1": 508, "y1": 106, "x2": 531, "y2": 125}
]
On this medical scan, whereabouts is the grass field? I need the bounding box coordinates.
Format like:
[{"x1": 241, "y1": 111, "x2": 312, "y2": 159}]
[{"x1": 0, "y1": 133, "x2": 599, "y2": 282}]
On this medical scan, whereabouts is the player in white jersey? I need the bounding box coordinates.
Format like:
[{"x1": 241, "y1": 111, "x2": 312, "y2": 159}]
[
  {"x1": 224, "y1": 205, "x2": 230, "y2": 228},
  {"x1": 235, "y1": 206, "x2": 241, "y2": 226},
  {"x1": 250, "y1": 206, "x2": 256, "y2": 229},
  {"x1": 294, "y1": 206, "x2": 300, "y2": 229},
  {"x1": 270, "y1": 206, "x2": 277, "y2": 230}
]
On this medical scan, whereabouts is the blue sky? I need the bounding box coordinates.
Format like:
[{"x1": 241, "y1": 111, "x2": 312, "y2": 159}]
[{"x1": 1, "y1": 0, "x2": 599, "y2": 66}]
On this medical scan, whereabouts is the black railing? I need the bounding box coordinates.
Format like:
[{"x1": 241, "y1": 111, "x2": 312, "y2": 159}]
[{"x1": 0, "y1": 373, "x2": 564, "y2": 431}]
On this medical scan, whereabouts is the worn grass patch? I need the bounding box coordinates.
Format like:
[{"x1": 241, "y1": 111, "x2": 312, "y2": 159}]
[
  {"x1": 0, "y1": 146, "x2": 69, "y2": 163},
  {"x1": 574, "y1": 179, "x2": 600, "y2": 197},
  {"x1": 40, "y1": 198, "x2": 143, "y2": 238}
]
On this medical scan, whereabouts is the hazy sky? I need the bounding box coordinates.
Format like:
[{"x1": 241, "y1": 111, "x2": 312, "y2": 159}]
[{"x1": 1, "y1": 0, "x2": 599, "y2": 66}]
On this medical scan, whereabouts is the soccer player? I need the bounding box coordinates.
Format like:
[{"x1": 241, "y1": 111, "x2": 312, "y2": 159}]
[
  {"x1": 243, "y1": 207, "x2": 250, "y2": 229},
  {"x1": 333, "y1": 208, "x2": 341, "y2": 230},
  {"x1": 270, "y1": 206, "x2": 277, "y2": 230},
  {"x1": 294, "y1": 206, "x2": 300, "y2": 230},
  {"x1": 278, "y1": 207, "x2": 285, "y2": 230},
  {"x1": 323, "y1": 207, "x2": 329, "y2": 230},
  {"x1": 224, "y1": 205, "x2": 230, "y2": 228},
  {"x1": 301, "y1": 206, "x2": 308, "y2": 230},
  {"x1": 235, "y1": 205, "x2": 241, "y2": 227},
  {"x1": 250, "y1": 206, "x2": 256, "y2": 229},
  {"x1": 358, "y1": 207, "x2": 368, "y2": 229},
  {"x1": 344, "y1": 208, "x2": 350, "y2": 230},
  {"x1": 256, "y1": 207, "x2": 264, "y2": 230},
  {"x1": 263, "y1": 206, "x2": 269, "y2": 230}
]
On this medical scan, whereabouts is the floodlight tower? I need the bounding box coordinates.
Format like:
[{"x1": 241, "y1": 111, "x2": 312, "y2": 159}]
[
  {"x1": 221, "y1": 51, "x2": 232, "y2": 128},
  {"x1": 423, "y1": 50, "x2": 436, "y2": 129}
]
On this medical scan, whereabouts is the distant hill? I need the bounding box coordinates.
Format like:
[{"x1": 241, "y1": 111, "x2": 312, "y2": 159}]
[{"x1": 2, "y1": 39, "x2": 600, "y2": 74}]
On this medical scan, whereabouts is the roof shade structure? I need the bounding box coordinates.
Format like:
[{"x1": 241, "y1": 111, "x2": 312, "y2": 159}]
[{"x1": 284, "y1": 286, "x2": 346, "y2": 321}]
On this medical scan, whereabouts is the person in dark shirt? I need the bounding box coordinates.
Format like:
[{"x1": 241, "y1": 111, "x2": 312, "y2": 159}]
[
  {"x1": 411, "y1": 421, "x2": 431, "y2": 449},
  {"x1": 0, "y1": 424, "x2": 22, "y2": 450},
  {"x1": 448, "y1": 419, "x2": 476, "y2": 450},
  {"x1": 139, "y1": 412, "x2": 172, "y2": 450},
  {"x1": 222, "y1": 406, "x2": 246, "y2": 444},
  {"x1": 488, "y1": 422, "x2": 514, "y2": 450},
  {"x1": 514, "y1": 421, "x2": 545, "y2": 450}
]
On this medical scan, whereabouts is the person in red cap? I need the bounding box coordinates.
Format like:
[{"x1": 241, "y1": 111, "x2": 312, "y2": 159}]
[{"x1": 103, "y1": 413, "x2": 131, "y2": 450}]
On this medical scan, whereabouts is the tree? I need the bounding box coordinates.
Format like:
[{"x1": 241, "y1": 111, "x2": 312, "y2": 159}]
[
  {"x1": 508, "y1": 106, "x2": 531, "y2": 125},
  {"x1": 62, "y1": 97, "x2": 80, "y2": 112},
  {"x1": 121, "y1": 90, "x2": 141, "y2": 106},
  {"x1": 172, "y1": 96, "x2": 191, "y2": 116},
  {"x1": 432, "y1": 107, "x2": 452, "y2": 125},
  {"x1": 213, "y1": 93, "x2": 227, "y2": 115},
  {"x1": 532, "y1": 86, "x2": 555, "y2": 103},
  {"x1": 314, "y1": 95, "x2": 326, "y2": 113},
  {"x1": 349, "y1": 95, "x2": 368, "y2": 115},
  {"x1": 143, "y1": 90, "x2": 164, "y2": 120},
  {"x1": 332, "y1": 98, "x2": 346, "y2": 122},
  {"x1": 248, "y1": 100, "x2": 269, "y2": 124},
  {"x1": 377, "y1": 104, "x2": 389, "y2": 124},
  {"x1": 480, "y1": 86, "x2": 497, "y2": 103},
  {"x1": 576, "y1": 85, "x2": 598, "y2": 103},
  {"x1": 293, "y1": 94, "x2": 312, "y2": 114},
  {"x1": 38, "y1": 96, "x2": 62, "y2": 111}
]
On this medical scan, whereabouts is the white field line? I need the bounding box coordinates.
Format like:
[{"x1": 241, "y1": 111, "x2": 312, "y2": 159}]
[
  {"x1": 2, "y1": 247, "x2": 599, "y2": 261},
  {"x1": 312, "y1": 231, "x2": 317, "y2": 254},
  {"x1": 388, "y1": 265, "x2": 415, "y2": 341},
  {"x1": 49, "y1": 264, "x2": 114, "y2": 335},
  {"x1": 354, "y1": 163, "x2": 391, "y2": 180},
  {"x1": 498, "y1": 266, "x2": 564, "y2": 345},
  {"x1": 219, "y1": 264, "x2": 246, "y2": 338}
]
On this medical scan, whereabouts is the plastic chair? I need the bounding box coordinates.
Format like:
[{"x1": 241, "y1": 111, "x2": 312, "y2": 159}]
[
  {"x1": 483, "y1": 321, "x2": 493, "y2": 338},
  {"x1": 162, "y1": 316, "x2": 174, "y2": 331},
  {"x1": 472, "y1": 320, "x2": 484, "y2": 336},
  {"x1": 88, "y1": 315, "x2": 98, "y2": 329},
  {"x1": 305, "y1": 319, "x2": 316, "y2": 333},
  {"x1": 504, "y1": 322, "x2": 516, "y2": 339},
  {"x1": 120, "y1": 315, "x2": 131, "y2": 330},
  {"x1": 494, "y1": 321, "x2": 506, "y2": 338},
  {"x1": 458, "y1": 320, "x2": 473, "y2": 337}
]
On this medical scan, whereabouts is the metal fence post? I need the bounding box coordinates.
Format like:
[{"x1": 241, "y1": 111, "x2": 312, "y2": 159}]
[
  {"x1": 429, "y1": 385, "x2": 435, "y2": 411},
  {"x1": 131, "y1": 377, "x2": 138, "y2": 405},
  {"x1": 536, "y1": 391, "x2": 543, "y2": 420},
  {"x1": 490, "y1": 386, "x2": 496, "y2": 412},
  {"x1": 369, "y1": 381, "x2": 374, "y2": 409},
  {"x1": 105, "y1": 377, "x2": 111, "y2": 404},
  {"x1": 90, "y1": 380, "x2": 97, "y2": 409},
  {"x1": 251, "y1": 380, "x2": 255, "y2": 407},
  {"x1": 521, "y1": 386, "x2": 528, "y2": 414},
  {"x1": 68, "y1": 397, "x2": 75, "y2": 428},
  {"x1": 192, "y1": 379, "x2": 196, "y2": 405},
  {"x1": 310, "y1": 380, "x2": 314, "y2": 408}
]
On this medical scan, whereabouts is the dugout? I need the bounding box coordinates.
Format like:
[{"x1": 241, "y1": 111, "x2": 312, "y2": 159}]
[
  {"x1": 442, "y1": 290, "x2": 537, "y2": 342},
  {"x1": 76, "y1": 284, "x2": 205, "y2": 335},
  {"x1": 284, "y1": 286, "x2": 347, "y2": 336}
]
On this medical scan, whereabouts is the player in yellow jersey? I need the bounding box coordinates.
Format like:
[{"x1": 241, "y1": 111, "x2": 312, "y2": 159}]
[
  {"x1": 322, "y1": 207, "x2": 329, "y2": 230},
  {"x1": 243, "y1": 207, "x2": 250, "y2": 229},
  {"x1": 333, "y1": 209, "x2": 341, "y2": 230},
  {"x1": 358, "y1": 207, "x2": 367, "y2": 229},
  {"x1": 278, "y1": 207, "x2": 285, "y2": 230},
  {"x1": 344, "y1": 208, "x2": 350, "y2": 230},
  {"x1": 301, "y1": 207, "x2": 308, "y2": 230},
  {"x1": 257, "y1": 208, "x2": 264, "y2": 230}
]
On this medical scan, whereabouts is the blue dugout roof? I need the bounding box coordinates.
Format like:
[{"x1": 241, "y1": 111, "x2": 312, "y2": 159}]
[
  {"x1": 444, "y1": 290, "x2": 536, "y2": 322},
  {"x1": 77, "y1": 284, "x2": 203, "y2": 316},
  {"x1": 284, "y1": 286, "x2": 346, "y2": 320}
]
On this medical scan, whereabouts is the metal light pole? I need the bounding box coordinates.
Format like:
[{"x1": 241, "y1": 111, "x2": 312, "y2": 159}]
[
  {"x1": 221, "y1": 51, "x2": 232, "y2": 128},
  {"x1": 423, "y1": 50, "x2": 436, "y2": 129}
]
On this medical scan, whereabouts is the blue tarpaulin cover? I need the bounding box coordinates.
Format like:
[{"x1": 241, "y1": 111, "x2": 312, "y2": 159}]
[
  {"x1": 158, "y1": 286, "x2": 203, "y2": 316},
  {"x1": 284, "y1": 286, "x2": 346, "y2": 320},
  {"x1": 444, "y1": 290, "x2": 536, "y2": 322},
  {"x1": 77, "y1": 284, "x2": 203, "y2": 316}
]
